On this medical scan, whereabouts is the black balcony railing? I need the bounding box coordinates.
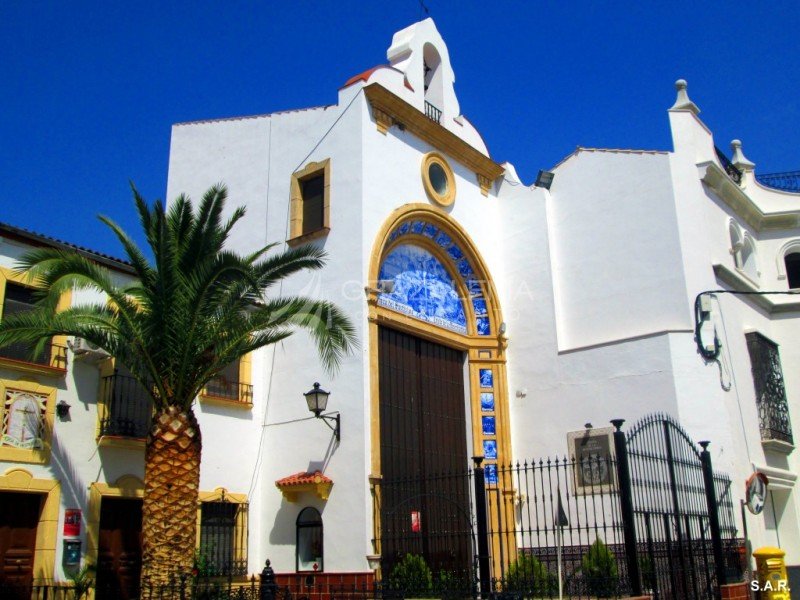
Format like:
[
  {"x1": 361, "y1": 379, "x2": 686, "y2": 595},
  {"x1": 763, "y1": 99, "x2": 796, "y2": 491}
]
[
  {"x1": 714, "y1": 146, "x2": 743, "y2": 184},
  {"x1": 204, "y1": 379, "x2": 254, "y2": 404},
  {"x1": 0, "y1": 341, "x2": 68, "y2": 370},
  {"x1": 99, "y1": 373, "x2": 152, "y2": 439},
  {"x1": 746, "y1": 332, "x2": 794, "y2": 445},
  {"x1": 756, "y1": 170, "x2": 800, "y2": 193},
  {"x1": 424, "y1": 100, "x2": 442, "y2": 124}
]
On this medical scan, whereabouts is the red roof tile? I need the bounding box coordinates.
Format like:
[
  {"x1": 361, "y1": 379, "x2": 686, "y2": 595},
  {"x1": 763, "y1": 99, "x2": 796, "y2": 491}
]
[
  {"x1": 275, "y1": 470, "x2": 332, "y2": 487},
  {"x1": 341, "y1": 65, "x2": 387, "y2": 89}
]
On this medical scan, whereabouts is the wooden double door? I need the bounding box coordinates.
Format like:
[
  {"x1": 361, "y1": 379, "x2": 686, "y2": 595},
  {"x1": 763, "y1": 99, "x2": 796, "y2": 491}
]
[
  {"x1": 96, "y1": 497, "x2": 143, "y2": 600},
  {"x1": 0, "y1": 492, "x2": 41, "y2": 599},
  {"x1": 378, "y1": 326, "x2": 473, "y2": 577}
]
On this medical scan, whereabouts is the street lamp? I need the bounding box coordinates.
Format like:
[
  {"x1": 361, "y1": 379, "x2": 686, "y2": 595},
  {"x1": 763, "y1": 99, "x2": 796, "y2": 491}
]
[{"x1": 304, "y1": 382, "x2": 340, "y2": 441}]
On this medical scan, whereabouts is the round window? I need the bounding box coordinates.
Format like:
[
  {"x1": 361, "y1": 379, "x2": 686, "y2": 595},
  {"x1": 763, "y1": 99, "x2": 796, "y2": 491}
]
[
  {"x1": 421, "y1": 152, "x2": 455, "y2": 206},
  {"x1": 429, "y1": 163, "x2": 448, "y2": 195}
]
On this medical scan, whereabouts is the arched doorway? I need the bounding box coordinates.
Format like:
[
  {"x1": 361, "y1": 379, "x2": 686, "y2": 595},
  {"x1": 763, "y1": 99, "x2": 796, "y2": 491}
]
[{"x1": 367, "y1": 205, "x2": 511, "y2": 579}]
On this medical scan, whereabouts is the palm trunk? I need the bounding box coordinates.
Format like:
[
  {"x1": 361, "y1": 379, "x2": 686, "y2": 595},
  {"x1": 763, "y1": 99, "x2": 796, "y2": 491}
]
[{"x1": 141, "y1": 406, "x2": 202, "y2": 587}]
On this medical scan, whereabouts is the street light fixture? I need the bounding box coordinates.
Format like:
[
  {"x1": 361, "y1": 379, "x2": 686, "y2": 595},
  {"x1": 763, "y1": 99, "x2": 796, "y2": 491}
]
[{"x1": 304, "y1": 382, "x2": 341, "y2": 441}]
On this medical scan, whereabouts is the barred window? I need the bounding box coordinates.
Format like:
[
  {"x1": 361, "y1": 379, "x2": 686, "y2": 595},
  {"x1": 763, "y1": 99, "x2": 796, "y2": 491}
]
[
  {"x1": 296, "y1": 507, "x2": 323, "y2": 572},
  {"x1": 746, "y1": 332, "x2": 793, "y2": 445},
  {"x1": 199, "y1": 500, "x2": 248, "y2": 577}
]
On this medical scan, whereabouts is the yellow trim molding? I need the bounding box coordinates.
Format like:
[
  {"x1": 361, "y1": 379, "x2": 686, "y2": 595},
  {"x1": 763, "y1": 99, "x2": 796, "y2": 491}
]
[
  {"x1": 367, "y1": 204, "x2": 512, "y2": 568},
  {"x1": 288, "y1": 159, "x2": 331, "y2": 246},
  {"x1": 0, "y1": 266, "x2": 72, "y2": 376},
  {"x1": 364, "y1": 83, "x2": 504, "y2": 195},
  {"x1": 0, "y1": 378, "x2": 57, "y2": 464},
  {"x1": 86, "y1": 475, "x2": 145, "y2": 567},
  {"x1": 0, "y1": 468, "x2": 60, "y2": 581},
  {"x1": 421, "y1": 152, "x2": 456, "y2": 207}
]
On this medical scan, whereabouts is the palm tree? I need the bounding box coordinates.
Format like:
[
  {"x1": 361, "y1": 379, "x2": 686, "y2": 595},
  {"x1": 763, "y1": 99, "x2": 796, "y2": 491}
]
[{"x1": 0, "y1": 184, "x2": 356, "y2": 585}]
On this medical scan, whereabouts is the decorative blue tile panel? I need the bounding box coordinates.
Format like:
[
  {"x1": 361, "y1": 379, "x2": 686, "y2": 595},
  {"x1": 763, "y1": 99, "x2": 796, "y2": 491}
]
[
  {"x1": 479, "y1": 369, "x2": 493, "y2": 389},
  {"x1": 476, "y1": 317, "x2": 491, "y2": 336},
  {"x1": 458, "y1": 259, "x2": 473, "y2": 277},
  {"x1": 398, "y1": 222, "x2": 410, "y2": 235},
  {"x1": 483, "y1": 439, "x2": 497, "y2": 460},
  {"x1": 377, "y1": 243, "x2": 467, "y2": 334},
  {"x1": 411, "y1": 221, "x2": 424, "y2": 234},
  {"x1": 435, "y1": 232, "x2": 452, "y2": 248},
  {"x1": 480, "y1": 393, "x2": 494, "y2": 412},
  {"x1": 446, "y1": 244, "x2": 463, "y2": 262},
  {"x1": 473, "y1": 298, "x2": 487, "y2": 317},
  {"x1": 485, "y1": 464, "x2": 498, "y2": 485},
  {"x1": 465, "y1": 278, "x2": 482, "y2": 296},
  {"x1": 389, "y1": 229, "x2": 399, "y2": 243},
  {"x1": 482, "y1": 416, "x2": 496, "y2": 436},
  {"x1": 422, "y1": 223, "x2": 438, "y2": 238}
]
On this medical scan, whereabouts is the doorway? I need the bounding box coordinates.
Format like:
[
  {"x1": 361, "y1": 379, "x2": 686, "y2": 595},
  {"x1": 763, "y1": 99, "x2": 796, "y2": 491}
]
[
  {"x1": 96, "y1": 497, "x2": 143, "y2": 600},
  {"x1": 378, "y1": 326, "x2": 473, "y2": 577},
  {"x1": 0, "y1": 491, "x2": 42, "y2": 599}
]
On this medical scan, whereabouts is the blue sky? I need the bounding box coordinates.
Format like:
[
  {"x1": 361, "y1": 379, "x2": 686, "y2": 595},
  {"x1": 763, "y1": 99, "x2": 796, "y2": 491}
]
[{"x1": 2, "y1": 2, "x2": 798, "y2": 257}]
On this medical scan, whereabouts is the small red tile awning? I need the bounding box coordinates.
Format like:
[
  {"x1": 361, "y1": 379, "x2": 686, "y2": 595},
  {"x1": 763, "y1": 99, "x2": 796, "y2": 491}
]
[{"x1": 275, "y1": 470, "x2": 333, "y2": 502}]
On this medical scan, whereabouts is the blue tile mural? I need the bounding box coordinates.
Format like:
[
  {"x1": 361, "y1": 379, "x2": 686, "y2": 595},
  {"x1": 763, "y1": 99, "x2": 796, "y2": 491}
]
[
  {"x1": 480, "y1": 393, "x2": 494, "y2": 412},
  {"x1": 378, "y1": 244, "x2": 467, "y2": 334},
  {"x1": 479, "y1": 369, "x2": 493, "y2": 388},
  {"x1": 447, "y1": 245, "x2": 463, "y2": 261},
  {"x1": 485, "y1": 464, "x2": 498, "y2": 485},
  {"x1": 423, "y1": 223, "x2": 437, "y2": 238},
  {"x1": 483, "y1": 439, "x2": 497, "y2": 460},
  {"x1": 380, "y1": 220, "x2": 492, "y2": 337},
  {"x1": 482, "y1": 416, "x2": 496, "y2": 436}
]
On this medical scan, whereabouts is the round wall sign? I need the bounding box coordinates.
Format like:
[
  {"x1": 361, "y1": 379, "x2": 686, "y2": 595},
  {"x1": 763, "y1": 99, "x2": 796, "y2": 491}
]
[{"x1": 745, "y1": 472, "x2": 769, "y2": 515}]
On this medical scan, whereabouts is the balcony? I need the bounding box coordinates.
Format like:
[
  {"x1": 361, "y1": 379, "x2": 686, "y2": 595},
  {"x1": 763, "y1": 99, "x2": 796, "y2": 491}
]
[
  {"x1": 0, "y1": 340, "x2": 68, "y2": 375},
  {"x1": 202, "y1": 378, "x2": 253, "y2": 407},
  {"x1": 98, "y1": 373, "x2": 152, "y2": 444},
  {"x1": 424, "y1": 101, "x2": 442, "y2": 124},
  {"x1": 746, "y1": 332, "x2": 794, "y2": 452}
]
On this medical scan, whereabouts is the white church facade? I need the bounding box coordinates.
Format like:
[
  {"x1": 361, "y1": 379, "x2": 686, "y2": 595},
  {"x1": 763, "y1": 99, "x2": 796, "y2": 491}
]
[{"x1": 1, "y1": 17, "x2": 799, "y2": 598}]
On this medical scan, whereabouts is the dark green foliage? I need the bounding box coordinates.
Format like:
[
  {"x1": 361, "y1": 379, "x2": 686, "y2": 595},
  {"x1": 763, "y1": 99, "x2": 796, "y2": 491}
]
[
  {"x1": 639, "y1": 555, "x2": 656, "y2": 591},
  {"x1": 505, "y1": 553, "x2": 558, "y2": 597},
  {"x1": 389, "y1": 554, "x2": 433, "y2": 597},
  {"x1": 0, "y1": 184, "x2": 357, "y2": 410},
  {"x1": 580, "y1": 538, "x2": 619, "y2": 598}
]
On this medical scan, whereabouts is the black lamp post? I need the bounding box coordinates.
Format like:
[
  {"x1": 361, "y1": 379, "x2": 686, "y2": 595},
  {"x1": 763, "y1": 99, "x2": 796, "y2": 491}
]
[{"x1": 303, "y1": 382, "x2": 340, "y2": 441}]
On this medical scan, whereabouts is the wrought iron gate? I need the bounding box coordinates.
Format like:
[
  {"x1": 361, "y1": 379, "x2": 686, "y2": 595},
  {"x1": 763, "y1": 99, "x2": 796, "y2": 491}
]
[
  {"x1": 368, "y1": 413, "x2": 742, "y2": 600},
  {"x1": 616, "y1": 414, "x2": 742, "y2": 600}
]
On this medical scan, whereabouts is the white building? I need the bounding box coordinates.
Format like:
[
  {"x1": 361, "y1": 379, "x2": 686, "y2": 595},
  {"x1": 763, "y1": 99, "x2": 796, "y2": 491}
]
[{"x1": 1, "y1": 17, "x2": 798, "y2": 598}]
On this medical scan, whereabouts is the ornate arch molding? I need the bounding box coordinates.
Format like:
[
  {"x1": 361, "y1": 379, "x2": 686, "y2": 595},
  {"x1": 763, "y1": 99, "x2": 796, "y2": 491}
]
[
  {"x1": 776, "y1": 238, "x2": 800, "y2": 281},
  {"x1": 366, "y1": 204, "x2": 513, "y2": 570},
  {"x1": 367, "y1": 204, "x2": 504, "y2": 346}
]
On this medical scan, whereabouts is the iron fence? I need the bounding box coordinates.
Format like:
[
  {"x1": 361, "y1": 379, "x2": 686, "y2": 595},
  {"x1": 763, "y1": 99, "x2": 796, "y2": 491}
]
[
  {"x1": 373, "y1": 415, "x2": 743, "y2": 600},
  {"x1": 424, "y1": 101, "x2": 442, "y2": 124},
  {"x1": 204, "y1": 380, "x2": 254, "y2": 404},
  {"x1": 756, "y1": 170, "x2": 800, "y2": 192}
]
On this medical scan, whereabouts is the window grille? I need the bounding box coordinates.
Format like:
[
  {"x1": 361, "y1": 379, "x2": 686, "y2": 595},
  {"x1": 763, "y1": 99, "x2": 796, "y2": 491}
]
[
  {"x1": 746, "y1": 332, "x2": 794, "y2": 445},
  {"x1": 199, "y1": 500, "x2": 248, "y2": 577}
]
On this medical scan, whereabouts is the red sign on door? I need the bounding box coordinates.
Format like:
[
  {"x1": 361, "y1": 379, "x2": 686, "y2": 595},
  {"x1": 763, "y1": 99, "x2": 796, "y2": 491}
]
[
  {"x1": 64, "y1": 508, "x2": 81, "y2": 537},
  {"x1": 411, "y1": 511, "x2": 421, "y2": 533}
]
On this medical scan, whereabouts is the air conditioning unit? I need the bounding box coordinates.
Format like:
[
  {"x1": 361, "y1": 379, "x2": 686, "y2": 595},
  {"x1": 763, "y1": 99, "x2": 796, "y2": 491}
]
[{"x1": 69, "y1": 338, "x2": 110, "y2": 362}]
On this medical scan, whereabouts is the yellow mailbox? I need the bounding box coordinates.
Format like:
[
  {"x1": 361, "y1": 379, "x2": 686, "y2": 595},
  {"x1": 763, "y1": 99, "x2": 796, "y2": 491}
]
[{"x1": 752, "y1": 546, "x2": 791, "y2": 599}]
